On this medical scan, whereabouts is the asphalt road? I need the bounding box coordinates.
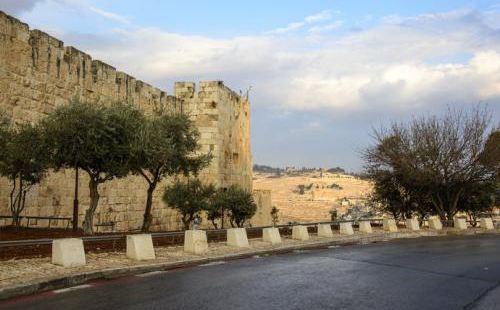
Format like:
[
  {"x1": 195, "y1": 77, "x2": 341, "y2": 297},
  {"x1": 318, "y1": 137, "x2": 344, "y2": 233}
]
[{"x1": 1, "y1": 234, "x2": 499, "y2": 310}]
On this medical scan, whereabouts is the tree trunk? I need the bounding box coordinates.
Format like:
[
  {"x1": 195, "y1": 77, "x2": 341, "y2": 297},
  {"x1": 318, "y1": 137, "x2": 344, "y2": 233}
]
[
  {"x1": 141, "y1": 183, "x2": 156, "y2": 232},
  {"x1": 431, "y1": 195, "x2": 446, "y2": 220},
  {"x1": 83, "y1": 179, "x2": 100, "y2": 235},
  {"x1": 211, "y1": 219, "x2": 218, "y2": 229},
  {"x1": 446, "y1": 189, "x2": 462, "y2": 220},
  {"x1": 10, "y1": 177, "x2": 25, "y2": 228},
  {"x1": 182, "y1": 216, "x2": 191, "y2": 231}
]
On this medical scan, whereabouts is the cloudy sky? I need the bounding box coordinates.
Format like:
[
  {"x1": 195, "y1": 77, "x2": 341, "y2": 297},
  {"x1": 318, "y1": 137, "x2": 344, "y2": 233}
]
[{"x1": 1, "y1": 0, "x2": 499, "y2": 172}]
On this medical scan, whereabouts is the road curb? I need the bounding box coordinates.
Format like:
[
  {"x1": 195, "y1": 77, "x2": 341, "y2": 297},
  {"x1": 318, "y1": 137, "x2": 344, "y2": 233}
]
[{"x1": 0, "y1": 229, "x2": 497, "y2": 301}]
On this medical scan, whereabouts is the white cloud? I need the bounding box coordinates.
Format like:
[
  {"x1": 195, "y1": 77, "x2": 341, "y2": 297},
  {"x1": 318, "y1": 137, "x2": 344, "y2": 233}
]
[
  {"x1": 304, "y1": 10, "x2": 333, "y2": 23},
  {"x1": 267, "y1": 9, "x2": 335, "y2": 34},
  {"x1": 267, "y1": 22, "x2": 305, "y2": 35},
  {"x1": 89, "y1": 6, "x2": 129, "y2": 24},
  {"x1": 24, "y1": 7, "x2": 500, "y2": 118},
  {"x1": 308, "y1": 21, "x2": 343, "y2": 34},
  {"x1": 0, "y1": 0, "x2": 46, "y2": 14}
]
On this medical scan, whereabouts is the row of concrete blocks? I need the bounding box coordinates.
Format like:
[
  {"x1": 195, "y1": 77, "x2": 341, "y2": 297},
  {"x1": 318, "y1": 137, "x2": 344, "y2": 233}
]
[
  {"x1": 52, "y1": 218, "x2": 495, "y2": 268},
  {"x1": 384, "y1": 217, "x2": 494, "y2": 232}
]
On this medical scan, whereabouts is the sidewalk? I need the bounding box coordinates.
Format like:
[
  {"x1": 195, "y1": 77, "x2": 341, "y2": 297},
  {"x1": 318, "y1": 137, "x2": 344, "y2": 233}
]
[{"x1": 0, "y1": 228, "x2": 497, "y2": 300}]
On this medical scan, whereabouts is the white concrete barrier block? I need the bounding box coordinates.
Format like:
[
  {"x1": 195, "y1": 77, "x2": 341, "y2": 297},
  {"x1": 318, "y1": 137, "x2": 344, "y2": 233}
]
[
  {"x1": 359, "y1": 221, "x2": 373, "y2": 234},
  {"x1": 227, "y1": 228, "x2": 249, "y2": 247},
  {"x1": 454, "y1": 218, "x2": 467, "y2": 230},
  {"x1": 317, "y1": 224, "x2": 333, "y2": 237},
  {"x1": 52, "y1": 238, "x2": 86, "y2": 267},
  {"x1": 480, "y1": 218, "x2": 494, "y2": 230},
  {"x1": 339, "y1": 222, "x2": 354, "y2": 235},
  {"x1": 263, "y1": 227, "x2": 282, "y2": 245},
  {"x1": 428, "y1": 217, "x2": 443, "y2": 230},
  {"x1": 383, "y1": 218, "x2": 398, "y2": 232},
  {"x1": 292, "y1": 225, "x2": 309, "y2": 241},
  {"x1": 406, "y1": 218, "x2": 420, "y2": 231},
  {"x1": 184, "y1": 230, "x2": 208, "y2": 254},
  {"x1": 126, "y1": 234, "x2": 156, "y2": 261}
]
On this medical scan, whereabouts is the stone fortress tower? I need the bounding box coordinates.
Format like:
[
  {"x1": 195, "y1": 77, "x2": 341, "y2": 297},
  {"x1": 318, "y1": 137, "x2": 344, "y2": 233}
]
[{"x1": 0, "y1": 11, "x2": 271, "y2": 231}]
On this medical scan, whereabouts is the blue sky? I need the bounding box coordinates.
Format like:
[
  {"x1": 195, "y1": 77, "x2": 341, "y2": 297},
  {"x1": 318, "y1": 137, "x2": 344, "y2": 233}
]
[{"x1": 1, "y1": 0, "x2": 500, "y2": 171}]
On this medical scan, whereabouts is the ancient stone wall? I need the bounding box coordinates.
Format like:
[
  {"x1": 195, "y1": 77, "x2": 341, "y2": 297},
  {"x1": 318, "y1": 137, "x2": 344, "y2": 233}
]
[
  {"x1": 250, "y1": 190, "x2": 273, "y2": 227},
  {"x1": 0, "y1": 11, "x2": 259, "y2": 231}
]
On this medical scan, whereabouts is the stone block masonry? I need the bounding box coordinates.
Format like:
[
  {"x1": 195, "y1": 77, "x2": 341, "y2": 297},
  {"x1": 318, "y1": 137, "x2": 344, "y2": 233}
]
[{"x1": 0, "y1": 11, "x2": 264, "y2": 231}]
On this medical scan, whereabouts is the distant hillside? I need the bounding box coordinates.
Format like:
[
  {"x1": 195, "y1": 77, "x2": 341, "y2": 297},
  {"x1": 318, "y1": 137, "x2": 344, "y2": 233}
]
[
  {"x1": 253, "y1": 170, "x2": 373, "y2": 223},
  {"x1": 253, "y1": 164, "x2": 348, "y2": 176}
]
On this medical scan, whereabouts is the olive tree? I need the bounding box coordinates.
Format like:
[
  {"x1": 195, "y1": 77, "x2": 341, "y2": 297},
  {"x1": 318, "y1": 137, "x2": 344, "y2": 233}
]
[
  {"x1": 43, "y1": 99, "x2": 143, "y2": 234},
  {"x1": 131, "y1": 114, "x2": 211, "y2": 231},
  {"x1": 0, "y1": 121, "x2": 49, "y2": 227},
  {"x1": 212, "y1": 185, "x2": 256, "y2": 228},
  {"x1": 162, "y1": 178, "x2": 215, "y2": 230}
]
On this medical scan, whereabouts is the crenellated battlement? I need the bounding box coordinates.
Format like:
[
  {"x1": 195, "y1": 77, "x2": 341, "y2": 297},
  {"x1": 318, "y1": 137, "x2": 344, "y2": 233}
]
[{"x1": 0, "y1": 10, "x2": 256, "y2": 231}]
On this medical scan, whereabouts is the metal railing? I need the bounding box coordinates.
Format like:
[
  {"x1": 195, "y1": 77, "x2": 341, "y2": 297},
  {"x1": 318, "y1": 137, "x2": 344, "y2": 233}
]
[
  {"x1": 1, "y1": 217, "x2": 497, "y2": 249},
  {"x1": 0, "y1": 218, "x2": 385, "y2": 248}
]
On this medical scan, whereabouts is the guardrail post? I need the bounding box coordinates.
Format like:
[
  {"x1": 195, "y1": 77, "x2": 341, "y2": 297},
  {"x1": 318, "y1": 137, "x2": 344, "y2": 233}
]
[
  {"x1": 359, "y1": 221, "x2": 373, "y2": 233},
  {"x1": 406, "y1": 218, "x2": 420, "y2": 231},
  {"x1": 52, "y1": 238, "x2": 86, "y2": 267},
  {"x1": 317, "y1": 224, "x2": 333, "y2": 237},
  {"x1": 227, "y1": 228, "x2": 250, "y2": 247},
  {"x1": 263, "y1": 227, "x2": 282, "y2": 245},
  {"x1": 383, "y1": 218, "x2": 398, "y2": 232},
  {"x1": 428, "y1": 217, "x2": 443, "y2": 230},
  {"x1": 292, "y1": 225, "x2": 309, "y2": 241},
  {"x1": 479, "y1": 218, "x2": 494, "y2": 230},
  {"x1": 340, "y1": 222, "x2": 354, "y2": 235},
  {"x1": 126, "y1": 234, "x2": 156, "y2": 260},
  {"x1": 453, "y1": 218, "x2": 467, "y2": 230},
  {"x1": 184, "y1": 230, "x2": 208, "y2": 254}
]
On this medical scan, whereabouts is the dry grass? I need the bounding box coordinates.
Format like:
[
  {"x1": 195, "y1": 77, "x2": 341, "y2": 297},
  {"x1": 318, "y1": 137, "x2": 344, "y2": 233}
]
[{"x1": 253, "y1": 171, "x2": 373, "y2": 223}]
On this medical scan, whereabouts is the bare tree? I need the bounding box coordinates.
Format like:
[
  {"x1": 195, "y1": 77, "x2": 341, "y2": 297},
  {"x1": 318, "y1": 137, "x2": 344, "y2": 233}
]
[{"x1": 364, "y1": 107, "x2": 493, "y2": 220}]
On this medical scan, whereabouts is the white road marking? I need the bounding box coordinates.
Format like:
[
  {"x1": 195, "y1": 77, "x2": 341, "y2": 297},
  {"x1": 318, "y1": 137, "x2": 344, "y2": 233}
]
[
  {"x1": 136, "y1": 271, "x2": 168, "y2": 277},
  {"x1": 328, "y1": 245, "x2": 340, "y2": 249},
  {"x1": 199, "y1": 261, "x2": 226, "y2": 267},
  {"x1": 53, "y1": 284, "x2": 93, "y2": 294}
]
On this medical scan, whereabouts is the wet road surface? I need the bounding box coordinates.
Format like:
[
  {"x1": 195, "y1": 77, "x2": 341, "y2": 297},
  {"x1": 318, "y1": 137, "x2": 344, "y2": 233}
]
[{"x1": 1, "y1": 234, "x2": 499, "y2": 310}]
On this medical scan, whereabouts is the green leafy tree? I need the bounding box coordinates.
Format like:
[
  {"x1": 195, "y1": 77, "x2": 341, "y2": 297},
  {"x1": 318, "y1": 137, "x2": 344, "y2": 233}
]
[
  {"x1": 163, "y1": 178, "x2": 215, "y2": 230},
  {"x1": 205, "y1": 197, "x2": 224, "y2": 229},
  {"x1": 0, "y1": 122, "x2": 49, "y2": 227},
  {"x1": 131, "y1": 114, "x2": 211, "y2": 231},
  {"x1": 480, "y1": 130, "x2": 500, "y2": 182},
  {"x1": 458, "y1": 181, "x2": 496, "y2": 226},
  {"x1": 213, "y1": 185, "x2": 256, "y2": 228},
  {"x1": 43, "y1": 99, "x2": 143, "y2": 234}
]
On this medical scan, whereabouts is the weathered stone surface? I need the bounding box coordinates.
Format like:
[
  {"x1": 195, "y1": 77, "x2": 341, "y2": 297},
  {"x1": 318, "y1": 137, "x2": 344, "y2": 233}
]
[
  {"x1": 227, "y1": 228, "x2": 249, "y2": 248},
  {"x1": 359, "y1": 221, "x2": 373, "y2": 233},
  {"x1": 339, "y1": 222, "x2": 354, "y2": 235},
  {"x1": 250, "y1": 190, "x2": 273, "y2": 227},
  {"x1": 292, "y1": 225, "x2": 309, "y2": 241},
  {"x1": 52, "y1": 238, "x2": 86, "y2": 267},
  {"x1": 184, "y1": 230, "x2": 208, "y2": 254},
  {"x1": 428, "y1": 217, "x2": 443, "y2": 230},
  {"x1": 480, "y1": 218, "x2": 494, "y2": 230},
  {"x1": 454, "y1": 218, "x2": 467, "y2": 230},
  {"x1": 0, "y1": 11, "x2": 263, "y2": 232},
  {"x1": 383, "y1": 218, "x2": 398, "y2": 232},
  {"x1": 126, "y1": 234, "x2": 156, "y2": 260},
  {"x1": 406, "y1": 218, "x2": 420, "y2": 231},
  {"x1": 317, "y1": 224, "x2": 333, "y2": 237},
  {"x1": 262, "y1": 227, "x2": 281, "y2": 245}
]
